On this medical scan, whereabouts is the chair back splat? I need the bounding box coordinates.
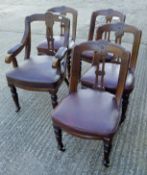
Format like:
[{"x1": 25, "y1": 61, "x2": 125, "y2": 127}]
[
  {"x1": 37, "y1": 6, "x2": 78, "y2": 78},
  {"x1": 96, "y1": 22, "x2": 142, "y2": 70},
  {"x1": 81, "y1": 9, "x2": 125, "y2": 64},
  {"x1": 88, "y1": 9, "x2": 125, "y2": 41}
]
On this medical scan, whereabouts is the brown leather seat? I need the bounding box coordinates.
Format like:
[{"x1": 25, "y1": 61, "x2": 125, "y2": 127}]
[
  {"x1": 5, "y1": 12, "x2": 70, "y2": 112},
  {"x1": 53, "y1": 89, "x2": 120, "y2": 137},
  {"x1": 81, "y1": 63, "x2": 134, "y2": 93},
  {"x1": 52, "y1": 40, "x2": 130, "y2": 167},
  {"x1": 6, "y1": 55, "x2": 62, "y2": 89}
]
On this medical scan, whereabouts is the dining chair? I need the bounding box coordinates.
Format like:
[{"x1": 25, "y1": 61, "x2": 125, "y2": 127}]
[
  {"x1": 52, "y1": 40, "x2": 130, "y2": 167},
  {"x1": 81, "y1": 9, "x2": 126, "y2": 63},
  {"x1": 5, "y1": 12, "x2": 70, "y2": 112},
  {"x1": 37, "y1": 6, "x2": 78, "y2": 78},
  {"x1": 81, "y1": 22, "x2": 142, "y2": 123}
]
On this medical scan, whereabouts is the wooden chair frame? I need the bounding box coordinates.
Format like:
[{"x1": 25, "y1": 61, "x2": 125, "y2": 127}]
[
  {"x1": 5, "y1": 12, "x2": 70, "y2": 111},
  {"x1": 52, "y1": 40, "x2": 130, "y2": 167}
]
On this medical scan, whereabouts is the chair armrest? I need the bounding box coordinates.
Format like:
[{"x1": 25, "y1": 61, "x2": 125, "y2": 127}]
[
  {"x1": 52, "y1": 47, "x2": 68, "y2": 68},
  {"x1": 55, "y1": 47, "x2": 68, "y2": 60},
  {"x1": 8, "y1": 43, "x2": 24, "y2": 56},
  {"x1": 5, "y1": 43, "x2": 24, "y2": 64}
]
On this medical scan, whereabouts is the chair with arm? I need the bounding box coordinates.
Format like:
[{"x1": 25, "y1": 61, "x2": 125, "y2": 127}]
[
  {"x1": 52, "y1": 40, "x2": 130, "y2": 167},
  {"x1": 5, "y1": 12, "x2": 70, "y2": 112},
  {"x1": 81, "y1": 22, "x2": 142, "y2": 123},
  {"x1": 81, "y1": 9, "x2": 126, "y2": 63},
  {"x1": 37, "y1": 6, "x2": 78, "y2": 78}
]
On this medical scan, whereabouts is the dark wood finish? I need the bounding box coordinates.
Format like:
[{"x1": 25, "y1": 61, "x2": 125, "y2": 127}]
[
  {"x1": 5, "y1": 12, "x2": 70, "y2": 111},
  {"x1": 53, "y1": 125, "x2": 65, "y2": 151},
  {"x1": 37, "y1": 6, "x2": 78, "y2": 78},
  {"x1": 81, "y1": 23, "x2": 142, "y2": 122},
  {"x1": 52, "y1": 40, "x2": 130, "y2": 167},
  {"x1": 82, "y1": 9, "x2": 125, "y2": 63}
]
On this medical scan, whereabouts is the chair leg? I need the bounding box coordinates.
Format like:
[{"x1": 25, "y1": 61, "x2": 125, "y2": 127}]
[
  {"x1": 50, "y1": 92, "x2": 58, "y2": 109},
  {"x1": 64, "y1": 77, "x2": 69, "y2": 86},
  {"x1": 9, "y1": 85, "x2": 21, "y2": 112},
  {"x1": 67, "y1": 50, "x2": 71, "y2": 79},
  {"x1": 121, "y1": 93, "x2": 130, "y2": 124},
  {"x1": 79, "y1": 59, "x2": 82, "y2": 80},
  {"x1": 53, "y1": 125, "x2": 65, "y2": 151},
  {"x1": 103, "y1": 138, "x2": 112, "y2": 167}
]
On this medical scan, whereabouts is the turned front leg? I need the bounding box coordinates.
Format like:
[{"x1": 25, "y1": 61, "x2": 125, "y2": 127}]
[
  {"x1": 9, "y1": 85, "x2": 21, "y2": 112},
  {"x1": 53, "y1": 125, "x2": 65, "y2": 151},
  {"x1": 103, "y1": 138, "x2": 112, "y2": 167}
]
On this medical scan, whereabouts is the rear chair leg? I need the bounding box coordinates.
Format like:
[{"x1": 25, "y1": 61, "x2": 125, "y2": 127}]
[
  {"x1": 67, "y1": 51, "x2": 71, "y2": 79},
  {"x1": 9, "y1": 85, "x2": 21, "y2": 112},
  {"x1": 50, "y1": 92, "x2": 58, "y2": 109},
  {"x1": 103, "y1": 138, "x2": 112, "y2": 167},
  {"x1": 64, "y1": 77, "x2": 69, "y2": 86},
  {"x1": 53, "y1": 125, "x2": 65, "y2": 151},
  {"x1": 121, "y1": 93, "x2": 130, "y2": 124}
]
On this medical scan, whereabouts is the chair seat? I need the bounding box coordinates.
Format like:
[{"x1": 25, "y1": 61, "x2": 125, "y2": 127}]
[
  {"x1": 81, "y1": 63, "x2": 134, "y2": 93},
  {"x1": 52, "y1": 89, "x2": 121, "y2": 137},
  {"x1": 6, "y1": 55, "x2": 62, "y2": 89},
  {"x1": 81, "y1": 50, "x2": 114, "y2": 63},
  {"x1": 37, "y1": 36, "x2": 65, "y2": 55}
]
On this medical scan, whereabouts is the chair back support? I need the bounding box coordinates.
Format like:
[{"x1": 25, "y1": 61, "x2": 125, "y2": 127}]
[
  {"x1": 22, "y1": 12, "x2": 70, "y2": 58},
  {"x1": 88, "y1": 9, "x2": 125, "y2": 41},
  {"x1": 48, "y1": 6, "x2": 78, "y2": 41},
  {"x1": 96, "y1": 22, "x2": 142, "y2": 70},
  {"x1": 70, "y1": 40, "x2": 130, "y2": 105}
]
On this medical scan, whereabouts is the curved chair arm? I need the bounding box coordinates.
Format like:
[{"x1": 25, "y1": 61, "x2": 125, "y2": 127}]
[
  {"x1": 5, "y1": 43, "x2": 25, "y2": 66},
  {"x1": 5, "y1": 43, "x2": 25, "y2": 65},
  {"x1": 52, "y1": 47, "x2": 68, "y2": 68},
  {"x1": 5, "y1": 14, "x2": 37, "y2": 64},
  {"x1": 5, "y1": 44, "x2": 25, "y2": 64}
]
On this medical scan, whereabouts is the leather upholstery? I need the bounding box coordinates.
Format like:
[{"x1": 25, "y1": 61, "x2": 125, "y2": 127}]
[
  {"x1": 37, "y1": 36, "x2": 64, "y2": 54},
  {"x1": 52, "y1": 89, "x2": 121, "y2": 137},
  {"x1": 6, "y1": 55, "x2": 62, "y2": 89},
  {"x1": 81, "y1": 63, "x2": 134, "y2": 93}
]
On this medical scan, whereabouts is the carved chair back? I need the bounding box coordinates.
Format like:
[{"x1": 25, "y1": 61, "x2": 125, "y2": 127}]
[
  {"x1": 48, "y1": 6, "x2": 78, "y2": 42},
  {"x1": 96, "y1": 23, "x2": 142, "y2": 70},
  {"x1": 70, "y1": 40, "x2": 130, "y2": 105},
  {"x1": 88, "y1": 9, "x2": 126, "y2": 41},
  {"x1": 22, "y1": 12, "x2": 70, "y2": 58}
]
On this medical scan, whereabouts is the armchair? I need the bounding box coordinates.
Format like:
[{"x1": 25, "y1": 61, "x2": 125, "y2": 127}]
[{"x1": 5, "y1": 12, "x2": 70, "y2": 112}]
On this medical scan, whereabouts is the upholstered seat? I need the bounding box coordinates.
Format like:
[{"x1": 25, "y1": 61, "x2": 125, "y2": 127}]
[
  {"x1": 52, "y1": 40, "x2": 130, "y2": 167},
  {"x1": 53, "y1": 89, "x2": 120, "y2": 137},
  {"x1": 6, "y1": 55, "x2": 62, "y2": 89},
  {"x1": 81, "y1": 63, "x2": 134, "y2": 93}
]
